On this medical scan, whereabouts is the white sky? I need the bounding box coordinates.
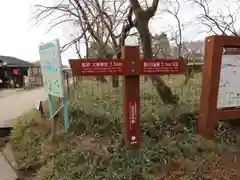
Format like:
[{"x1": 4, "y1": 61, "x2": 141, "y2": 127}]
[{"x1": 0, "y1": 0, "x2": 238, "y2": 65}]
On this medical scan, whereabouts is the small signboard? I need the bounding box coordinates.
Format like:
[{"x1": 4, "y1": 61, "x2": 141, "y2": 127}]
[
  {"x1": 217, "y1": 46, "x2": 240, "y2": 109},
  {"x1": 39, "y1": 39, "x2": 65, "y2": 97},
  {"x1": 35, "y1": 100, "x2": 41, "y2": 110}
]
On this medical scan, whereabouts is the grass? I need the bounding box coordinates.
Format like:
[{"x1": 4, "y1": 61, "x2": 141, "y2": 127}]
[{"x1": 9, "y1": 73, "x2": 240, "y2": 179}]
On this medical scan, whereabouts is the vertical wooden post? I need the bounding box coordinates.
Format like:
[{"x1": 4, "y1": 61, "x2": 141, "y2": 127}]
[
  {"x1": 122, "y1": 46, "x2": 140, "y2": 150},
  {"x1": 48, "y1": 94, "x2": 57, "y2": 143},
  {"x1": 62, "y1": 97, "x2": 70, "y2": 132},
  {"x1": 66, "y1": 71, "x2": 70, "y2": 96},
  {"x1": 39, "y1": 101, "x2": 44, "y2": 117},
  {"x1": 197, "y1": 37, "x2": 216, "y2": 136},
  {"x1": 112, "y1": 51, "x2": 121, "y2": 87}
]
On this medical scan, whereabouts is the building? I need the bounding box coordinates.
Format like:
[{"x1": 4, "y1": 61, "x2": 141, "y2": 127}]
[
  {"x1": 152, "y1": 33, "x2": 172, "y2": 58},
  {"x1": 0, "y1": 56, "x2": 35, "y2": 88},
  {"x1": 152, "y1": 34, "x2": 204, "y2": 72},
  {"x1": 172, "y1": 41, "x2": 204, "y2": 62},
  {"x1": 24, "y1": 62, "x2": 43, "y2": 89}
]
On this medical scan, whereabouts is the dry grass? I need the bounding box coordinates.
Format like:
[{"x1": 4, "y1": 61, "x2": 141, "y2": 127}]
[{"x1": 9, "y1": 73, "x2": 240, "y2": 180}]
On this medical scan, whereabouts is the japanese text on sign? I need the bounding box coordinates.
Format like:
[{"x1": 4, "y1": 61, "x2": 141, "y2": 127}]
[
  {"x1": 80, "y1": 60, "x2": 123, "y2": 75},
  {"x1": 39, "y1": 39, "x2": 65, "y2": 97},
  {"x1": 143, "y1": 61, "x2": 178, "y2": 68},
  {"x1": 129, "y1": 101, "x2": 137, "y2": 144},
  {"x1": 217, "y1": 46, "x2": 240, "y2": 109},
  {"x1": 140, "y1": 59, "x2": 182, "y2": 74},
  {"x1": 129, "y1": 101, "x2": 137, "y2": 128}
]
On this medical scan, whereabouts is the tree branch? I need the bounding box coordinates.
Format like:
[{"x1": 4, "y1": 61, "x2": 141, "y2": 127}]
[
  {"x1": 145, "y1": 0, "x2": 160, "y2": 19},
  {"x1": 129, "y1": 0, "x2": 142, "y2": 10}
]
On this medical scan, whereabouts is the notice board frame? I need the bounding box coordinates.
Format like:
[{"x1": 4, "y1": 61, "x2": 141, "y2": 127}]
[{"x1": 198, "y1": 35, "x2": 240, "y2": 138}]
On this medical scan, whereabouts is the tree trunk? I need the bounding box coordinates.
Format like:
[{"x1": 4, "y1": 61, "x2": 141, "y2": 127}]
[
  {"x1": 137, "y1": 22, "x2": 179, "y2": 105},
  {"x1": 112, "y1": 75, "x2": 119, "y2": 87},
  {"x1": 96, "y1": 75, "x2": 107, "y2": 83},
  {"x1": 184, "y1": 66, "x2": 193, "y2": 84},
  {"x1": 144, "y1": 76, "x2": 148, "y2": 82},
  {"x1": 111, "y1": 51, "x2": 120, "y2": 87}
]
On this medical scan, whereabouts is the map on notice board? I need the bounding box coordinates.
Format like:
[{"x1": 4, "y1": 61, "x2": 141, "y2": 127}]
[
  {"x1": 39, "y1": 39, "x2": 65, "y2": 97},
  {"x1": 217, "y1": 46, "x2": 240, "y2": 108}
]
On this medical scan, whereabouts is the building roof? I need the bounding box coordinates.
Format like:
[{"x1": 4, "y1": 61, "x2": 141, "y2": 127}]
[
  {"x1": 0, "y1": 55, "x2": 33, "y2": 67},
  {"x1": 33, "y1": 60, "x2": 70, "y2": 71}
]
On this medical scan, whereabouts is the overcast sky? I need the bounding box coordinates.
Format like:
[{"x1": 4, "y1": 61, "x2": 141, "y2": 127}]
[{"x1": 0, "y1": 0, "x2": 238, "y2": 65}]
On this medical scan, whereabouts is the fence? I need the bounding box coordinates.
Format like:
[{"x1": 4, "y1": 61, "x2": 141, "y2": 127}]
[{"x1": 69, "y1": 73, "x2": 202, "y2": 123}]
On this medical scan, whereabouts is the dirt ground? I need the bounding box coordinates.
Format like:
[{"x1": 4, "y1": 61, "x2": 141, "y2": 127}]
[
  {"x1": 157, "y1": 154, "x2": 240, "y2": 180},
  {"x1": 0, "y1": 88, "x2": 23, "y2": 98},
  {"x1": 0, "y1": 87, "x2": 46, "y2": 127}
]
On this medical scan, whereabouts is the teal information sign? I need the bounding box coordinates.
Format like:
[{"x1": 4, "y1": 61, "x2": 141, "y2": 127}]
[
  {"x1": 38, "y1": 39, "x2": 69, "y2": 132},
  {"x1": 39, "y1": 39, "x2": 64, "y2": 97}
]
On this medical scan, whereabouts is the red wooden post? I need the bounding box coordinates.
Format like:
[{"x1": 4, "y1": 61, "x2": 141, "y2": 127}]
[
  {"x1": 122, "y1": 46, "x2": 140, "y2": 149},
  {"x1": 69, "y1": 45, "x2": 184, "y2": 150}
]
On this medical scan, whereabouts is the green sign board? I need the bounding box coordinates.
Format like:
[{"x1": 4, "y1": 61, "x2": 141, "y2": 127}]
[{"x1": 39, "y1": 39, "x2": 65, "y2": 97}]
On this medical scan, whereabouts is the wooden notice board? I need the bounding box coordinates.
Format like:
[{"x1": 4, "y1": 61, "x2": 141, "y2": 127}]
[{"x1": 198, "y1": 35, "x2": 240, "y2": 138}]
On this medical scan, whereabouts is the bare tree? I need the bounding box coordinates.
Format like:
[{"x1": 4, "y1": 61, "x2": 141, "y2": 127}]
[
  {"x1": 190, "y1": 0, "x2": 240, "y2": 36},
  {"x1": 129, "y1": 0, "x2": 179, "y2": 105},
  {"x1": 163, "y1": 0, "x2": 183, "y2": 57},
  {"x1": 152, "y1": 33, "x2": 173, "y2": 59},
  {"x1": 180, "y1": 41, "x2": 204, "y2": 83},
  {"x1": 183, "y1": 0, "x2": 240, "y2": 82},
  {"x1": 34, "y1": 0, "x2": 130, "y2": 85},
  {"x1": 163, "y1": 0, "x2": 198, "y2": 84},
  {"x1": 34, "y1": 0, "x2": 179, "y2": 105}
]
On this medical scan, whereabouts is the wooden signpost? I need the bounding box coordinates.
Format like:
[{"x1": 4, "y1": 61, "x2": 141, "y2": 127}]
[
  {"x1": 69, "y1": 45, "x2": 184, "y2": 150},
  {"x1": 198, "y1": 35, "x2": 240, "y2": 138}
]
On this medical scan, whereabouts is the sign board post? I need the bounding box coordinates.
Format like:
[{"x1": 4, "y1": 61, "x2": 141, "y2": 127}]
[
  {"x1": 35, "y1": 100, "x2": 44, "y2": 117},
  {"x1": 69, "y1": 45, "x2": 184, "y2": 150},
  {"x1": 39, "y1": 39, "x2": 69, "y2": 132},
  {"x1": 198, "y1": 35, "x2": 240, "y2": 138},
  {"x1": 122, "y1": 46, "x2": 140, "y2": 147}
]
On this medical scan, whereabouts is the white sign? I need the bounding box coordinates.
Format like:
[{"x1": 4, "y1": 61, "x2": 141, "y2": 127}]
[
  {"x1": 217, "y1": 47, "x2": 240, "y2": 108},
  {"x1": 39, "y1": 39, "x2": 65, "y2": 97},
  {"x1": 35, "y1": 100, "x2": 41, "y2": 110}
]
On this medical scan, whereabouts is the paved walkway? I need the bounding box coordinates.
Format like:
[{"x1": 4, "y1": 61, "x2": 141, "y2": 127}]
[
  {"x1": 0, "y1": 152, "x2": 18, "y2": 180},
  {"x1": 0, "y1": 88, "x2": 46, "y2": 127},
  {"x1": 0, "y1": 89, "x2": 23, "y2": 98},
  {"x1": 0, "y1": 79, "x2": 72, "y2": 128}
]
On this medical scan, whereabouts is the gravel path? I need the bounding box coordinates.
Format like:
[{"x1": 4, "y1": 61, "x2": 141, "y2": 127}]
[
  {"x1": 0, "y1": 89, "x2": 23, "y2": 98},
  {"x1": 0, "y1": 88, "x2": 46, "y2": 127}
]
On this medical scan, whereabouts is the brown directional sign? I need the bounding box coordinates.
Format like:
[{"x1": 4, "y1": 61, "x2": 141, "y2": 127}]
[
  {"x1": 70, "y1": 59, "x2": 184, "y2": 76},
  {"x1": 69, "y1": 46, "x2": 185, "y2": 150},
  {"x1": 71, "y1": 60, "x2": 124, "y2": 76}
]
